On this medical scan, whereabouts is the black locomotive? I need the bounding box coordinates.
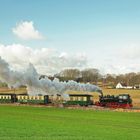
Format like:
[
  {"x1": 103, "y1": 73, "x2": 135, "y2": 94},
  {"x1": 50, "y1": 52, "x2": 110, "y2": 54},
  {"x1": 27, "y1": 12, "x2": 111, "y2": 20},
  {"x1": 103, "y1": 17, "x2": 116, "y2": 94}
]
[{"x1": 95, "y1": 94, "x2": 133, "y2": 108}]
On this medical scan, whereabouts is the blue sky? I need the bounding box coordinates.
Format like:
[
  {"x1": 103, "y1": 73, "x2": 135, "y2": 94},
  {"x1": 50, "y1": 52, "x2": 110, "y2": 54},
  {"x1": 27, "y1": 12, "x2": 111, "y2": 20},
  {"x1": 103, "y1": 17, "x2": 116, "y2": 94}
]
[{"x1": 0, "y1": 0, "x2": 140, "y2": 74}]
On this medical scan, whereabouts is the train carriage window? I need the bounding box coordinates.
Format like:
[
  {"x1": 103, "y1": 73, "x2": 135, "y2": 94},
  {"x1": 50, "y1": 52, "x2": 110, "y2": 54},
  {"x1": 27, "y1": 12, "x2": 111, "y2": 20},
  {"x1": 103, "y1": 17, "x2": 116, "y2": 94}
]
[
  {"x1": 83, "y1": 97, "x2": 87, "y2": 101},
  {"x1": 122, "y1": 96, "x2": 127, "y2": 100},
  {"x1": 49, "y1": 96, "x2": 52, "y2": 100},
  {"x1": 36, "y1": 96, "x2": 38, "y2": 100},
  {"x1": 39, "y1": 96, "x2": 42, "y2": 100},
  {"x1": 41, "y1": 96, "x2": 43, "y2": 100},
  {"x1": 71, "y1": 97, "x2": 74, "y2": 101},
  {"x1": 75, "y1": 97, "x2": 78, "y2": 101},
  {"x1": 77, "y1": 97, "x2": 79, "y2": 101},
  {"x1": 72, "y1": 97, "x2": 76, "y2": 101},
  {"x1": 36, "y1": 96, "x2": 39, "y2": 100},
  {"x1": 78, "y1": 97, "x2": 81, "y2": 101},
  {"x1": 90, "y1": 97, "x2": 93, "y2": 101},
  {"x1": 119, "y1": 96, "x2": 123, "y2": 99}
]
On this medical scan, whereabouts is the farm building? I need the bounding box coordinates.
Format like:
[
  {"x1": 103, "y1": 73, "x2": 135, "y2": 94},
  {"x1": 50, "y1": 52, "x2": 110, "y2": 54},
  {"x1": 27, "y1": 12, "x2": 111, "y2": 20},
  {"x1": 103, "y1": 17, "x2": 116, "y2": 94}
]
[
  {"x1": 116, "y1": 82, "x2": 134, "y2": 89},
  {"x1": 134, "y1": 85, "x2": 140, "y2": 89},
  {"x1": 116, "y1": 83, "x2": 124, "y2": 89}
]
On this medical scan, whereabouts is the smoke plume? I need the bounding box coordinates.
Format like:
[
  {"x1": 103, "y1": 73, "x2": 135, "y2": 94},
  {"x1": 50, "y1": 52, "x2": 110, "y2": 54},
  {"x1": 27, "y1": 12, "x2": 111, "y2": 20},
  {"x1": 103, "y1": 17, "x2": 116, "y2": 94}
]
[{"x1": 0, "y1": 57, "x2": 102, "y2": 99}]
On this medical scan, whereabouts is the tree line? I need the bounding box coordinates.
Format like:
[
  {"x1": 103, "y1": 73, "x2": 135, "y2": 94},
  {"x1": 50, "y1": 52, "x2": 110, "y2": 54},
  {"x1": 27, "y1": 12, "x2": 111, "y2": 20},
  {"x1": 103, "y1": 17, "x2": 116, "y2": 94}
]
[
  {"x1": 0, "y1": 68, "x2": 140, "y2": 88},
  {"x1": 54, "y1": 68, "x2": 140, "y2": 88}
]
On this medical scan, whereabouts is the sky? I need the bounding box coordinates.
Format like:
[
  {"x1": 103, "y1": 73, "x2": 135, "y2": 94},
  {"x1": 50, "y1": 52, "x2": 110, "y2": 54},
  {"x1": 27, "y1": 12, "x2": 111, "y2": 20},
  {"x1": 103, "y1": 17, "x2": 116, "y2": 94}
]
[{"x1": 0, "y1": 0, "x2": 140, "y2": 75}]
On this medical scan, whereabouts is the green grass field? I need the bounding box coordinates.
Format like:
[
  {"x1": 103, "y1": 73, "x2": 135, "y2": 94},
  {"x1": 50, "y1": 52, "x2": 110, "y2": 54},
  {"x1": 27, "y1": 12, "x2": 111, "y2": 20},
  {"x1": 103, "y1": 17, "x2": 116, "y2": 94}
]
[{"x1": 0, "y1": 105, "x2": 140, "y2": 140}]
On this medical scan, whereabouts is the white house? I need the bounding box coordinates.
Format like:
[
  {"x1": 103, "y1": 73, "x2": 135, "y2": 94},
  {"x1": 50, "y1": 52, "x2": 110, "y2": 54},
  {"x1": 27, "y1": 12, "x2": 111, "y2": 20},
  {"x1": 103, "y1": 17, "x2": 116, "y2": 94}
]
[
  {"x1": 116, "y1": 83, "x2": 124, "y2": 89},
  {"x1": 116, "y1": 82, "x2": 133, "y2": 89}
]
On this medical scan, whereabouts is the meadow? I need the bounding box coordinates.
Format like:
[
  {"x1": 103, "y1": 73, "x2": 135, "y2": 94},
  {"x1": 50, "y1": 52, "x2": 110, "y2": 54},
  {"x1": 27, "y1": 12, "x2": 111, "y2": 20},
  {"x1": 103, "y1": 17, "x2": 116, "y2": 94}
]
[{"x1": 0, "y1": 105, "x2": 140, "y2": 140}]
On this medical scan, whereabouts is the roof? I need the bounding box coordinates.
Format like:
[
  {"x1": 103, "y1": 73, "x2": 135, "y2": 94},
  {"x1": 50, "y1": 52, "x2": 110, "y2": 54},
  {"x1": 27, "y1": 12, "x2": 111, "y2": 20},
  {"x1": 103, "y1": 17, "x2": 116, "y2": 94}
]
[
  {"x1": 0, "y1": 93, "x2": 27, "y2": 95},
  {"x1": 68, "y1": 94, "x2": 93, "y2": 97}
]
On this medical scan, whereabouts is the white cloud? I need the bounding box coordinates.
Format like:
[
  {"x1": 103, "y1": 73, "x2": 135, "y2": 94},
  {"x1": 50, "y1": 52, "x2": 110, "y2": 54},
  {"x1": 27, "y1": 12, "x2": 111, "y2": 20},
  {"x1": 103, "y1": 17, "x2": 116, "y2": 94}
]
[
  {"x1": 0, "y1": 43, "x2": 140, "y2": 75},
  {"x1": 87, "y1": 43, "x2": 140, "y2": 75},
  {"x1": 120, "y1": 44, "x2": 140, "y2": 59},
  {"x1": 0, "y1": 44, "x2": 87, "y2": 75},
  {"x1": 12, "y1": 21, "x2": 44, "y2": 40}
]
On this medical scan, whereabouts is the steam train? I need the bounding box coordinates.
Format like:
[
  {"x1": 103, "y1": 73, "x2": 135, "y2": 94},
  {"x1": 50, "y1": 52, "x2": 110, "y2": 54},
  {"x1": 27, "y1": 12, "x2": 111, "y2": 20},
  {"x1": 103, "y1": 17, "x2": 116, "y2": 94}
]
[
  {"x1": 95, "y1": 94, "x2": 133, "y2": 108},
  {"x1": 0, "y1": 93, "x2": 132, "y2": 109}
]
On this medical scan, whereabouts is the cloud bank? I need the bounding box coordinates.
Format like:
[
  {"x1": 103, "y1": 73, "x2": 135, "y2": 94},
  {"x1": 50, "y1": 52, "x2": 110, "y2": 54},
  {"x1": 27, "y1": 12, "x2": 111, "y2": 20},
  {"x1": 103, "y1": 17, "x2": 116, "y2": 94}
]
[
  {"x1": 12, "y1": 21, "x2": 44, "y2": 40},
  {"x1": 98, "y1": 44, "x2": 140, "y2": 74},
  {"x1": 0, "y1": 44, "x2": 87, "y2": 75},
  {"x1": 0, "y1": 42, "x2": 140, "y2": 75}
]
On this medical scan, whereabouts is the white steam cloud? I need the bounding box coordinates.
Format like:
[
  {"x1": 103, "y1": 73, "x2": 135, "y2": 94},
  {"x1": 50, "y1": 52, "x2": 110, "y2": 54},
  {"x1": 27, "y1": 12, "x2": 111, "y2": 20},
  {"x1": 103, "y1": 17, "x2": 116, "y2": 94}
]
[{"x1": 0, "y1": 57, "x2": 102, "y2": 99}]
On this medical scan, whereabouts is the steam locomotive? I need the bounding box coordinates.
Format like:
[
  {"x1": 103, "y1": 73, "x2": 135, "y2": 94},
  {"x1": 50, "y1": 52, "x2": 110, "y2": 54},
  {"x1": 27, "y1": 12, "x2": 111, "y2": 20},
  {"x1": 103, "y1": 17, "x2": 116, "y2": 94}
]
[
  {"x1": 0, "y1": 93, "x2": 133, "y2": 109},
  {"x1": 95, "y1": 94, "x2": 133, "y2": 108}
]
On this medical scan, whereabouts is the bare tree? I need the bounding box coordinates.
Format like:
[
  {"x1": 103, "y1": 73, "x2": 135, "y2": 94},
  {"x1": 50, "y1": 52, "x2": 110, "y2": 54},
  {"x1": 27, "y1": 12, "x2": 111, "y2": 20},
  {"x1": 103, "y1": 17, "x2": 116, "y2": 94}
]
[
  {"x1": 58, "y1": 69, "x2": 81, "y2": 80},
  {"x1": 81, "y1": 68, "x2": 100, "y2": 84}
]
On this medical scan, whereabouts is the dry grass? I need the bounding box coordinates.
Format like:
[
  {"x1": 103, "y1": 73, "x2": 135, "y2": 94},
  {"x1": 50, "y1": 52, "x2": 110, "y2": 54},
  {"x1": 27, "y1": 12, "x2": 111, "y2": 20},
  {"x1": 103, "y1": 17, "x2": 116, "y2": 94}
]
[{"x1": 0, "y1": 87, "x2": 27, "y2": 94}]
